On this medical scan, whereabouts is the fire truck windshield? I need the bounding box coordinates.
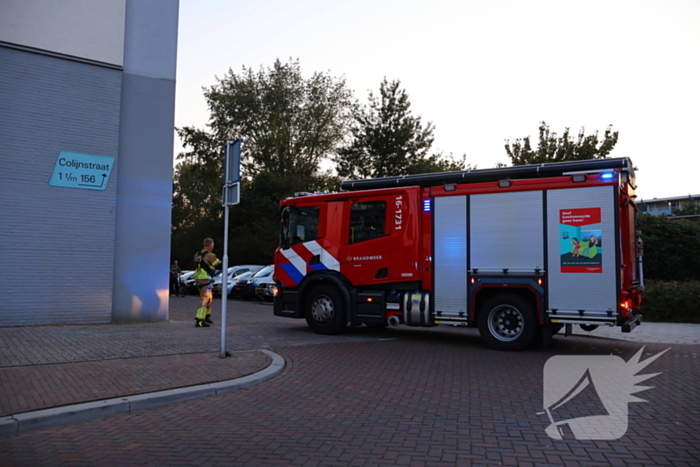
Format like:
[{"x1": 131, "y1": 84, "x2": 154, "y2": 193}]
[{"x1": 280, "y1": 205, "x2": 320, "y2": 248}]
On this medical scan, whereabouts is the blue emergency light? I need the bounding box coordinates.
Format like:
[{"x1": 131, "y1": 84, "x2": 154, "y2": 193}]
[
  {"x1": 600, "y1": 172, "x2": 615, "y2": 180},
  {"x1": 423, "y1": 199, "x2": 431, "y2": 212}
]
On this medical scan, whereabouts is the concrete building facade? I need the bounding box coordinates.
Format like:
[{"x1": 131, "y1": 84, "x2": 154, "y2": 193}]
[
  {"x1": 638, "y1": 194, "x2": 700, "y2": 217},
  {"x1": 0, "y1": 0, "x2": 179, "y2": 325}
]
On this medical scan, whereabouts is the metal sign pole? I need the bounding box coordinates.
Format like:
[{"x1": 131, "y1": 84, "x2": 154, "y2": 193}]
[
  {"x1": 220, "y1": 203, "x2": 230, "y2": 359},
  {"x1": 220, "y1": 139, "x2": 241, "y2": 359}
]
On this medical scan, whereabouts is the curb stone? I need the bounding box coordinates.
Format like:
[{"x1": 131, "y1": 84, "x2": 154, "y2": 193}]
[{"x1": 0, "y1": 349, "x2": 285, "y2": 437}]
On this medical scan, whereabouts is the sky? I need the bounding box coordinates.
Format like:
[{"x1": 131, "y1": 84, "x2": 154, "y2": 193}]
[{"x1": 175, "y1": 0, "x2": 700, "y2": 201}]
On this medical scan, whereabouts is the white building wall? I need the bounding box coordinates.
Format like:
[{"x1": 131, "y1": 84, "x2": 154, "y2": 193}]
[
  {"x1": 0, "y1": 47, "x2": 121, "y2": 325},
  {"x1": 112, "y1": 0, "x2": 179, "y2": 321},
  {"x1": 0, "y1": 0, "x2": 126, "y2": 65},
  {"x1": 0, "y1": 0, "x2": 179, "y2": 326}
]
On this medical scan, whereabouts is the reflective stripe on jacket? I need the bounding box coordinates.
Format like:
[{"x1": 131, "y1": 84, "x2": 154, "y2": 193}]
[{"x1": 194, "y1": 249, "x2": 221, "y2": 280}]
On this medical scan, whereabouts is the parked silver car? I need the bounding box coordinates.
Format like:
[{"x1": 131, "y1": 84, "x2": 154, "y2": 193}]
[
  {"x1": 212, "y1": 265, "x2": 264, "y2": 297},
  {"x1": 233, "y1": 265, "x2": 274, "y2": 300},
  {"x1": 229, "y1": 271, "x2": 255, "y2": 298},
  {"x1": 255, "y1": 277, "x2": 277, "y2": 302}
]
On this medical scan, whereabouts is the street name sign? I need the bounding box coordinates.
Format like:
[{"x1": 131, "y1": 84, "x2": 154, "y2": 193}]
[{"x1": 49, "y1": 151, "x2": 115, "y2": 191}]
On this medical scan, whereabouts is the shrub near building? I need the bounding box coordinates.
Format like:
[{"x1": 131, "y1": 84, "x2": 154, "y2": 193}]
[
  {"x1": 641, "y1": 281, "x2": 700, "y2": 323},
  {"x1": 637, "y1": 214, "x2": 700, "y2": 322}
]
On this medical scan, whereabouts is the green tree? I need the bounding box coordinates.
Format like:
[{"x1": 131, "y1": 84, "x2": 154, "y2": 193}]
[
  {"x1": 171, "y1": 128, "x2": 225, "y2": 268},
  {"x1": 172, "y1": 59, "x2": 353, "y2": 266},
  {"x1": 202, "y1": 58, "x2": 354, "y2": 179},
  {"x1": 672, "y1": 201, "x2": 700, "y2": 216},
  {"x1": 503, "y1": 121, "x2": 619, "y2": 166},
  {"x1": 335, "y1": 78, "x2": 467, "y2": 179},
  {"x1": 172, "y1": 128, "x2": 222, "y2": 231}
]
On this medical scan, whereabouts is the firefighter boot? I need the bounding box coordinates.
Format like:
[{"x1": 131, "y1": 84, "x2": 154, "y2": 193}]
[
  {"x1": 195, "y1": 307, "x2": 210, "y2": 327},
  {"x1": 205, "y1": 314, "x2": 214, "y2": 324}
]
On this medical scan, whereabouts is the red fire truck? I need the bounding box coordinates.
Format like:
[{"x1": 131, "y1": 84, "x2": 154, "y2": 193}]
[{"x1": 273, "y1": 157, "x2": 643, "y2": 350}]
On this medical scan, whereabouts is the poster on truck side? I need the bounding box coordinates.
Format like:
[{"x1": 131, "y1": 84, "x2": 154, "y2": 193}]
[{"x1": 559, "y1": 208, "x2": 602, "y2": 273}]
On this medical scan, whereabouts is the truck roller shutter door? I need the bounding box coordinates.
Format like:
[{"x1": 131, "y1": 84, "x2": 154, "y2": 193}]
[
  {"x1": 433, "y1": 195, "x2": 468, "y2": 318},
  {"x1": 546, "y1": 186, "x2": 617, "y2": 319},
  {"x1": 470, "y1": 191, "x2": 544, "y2": 273}
]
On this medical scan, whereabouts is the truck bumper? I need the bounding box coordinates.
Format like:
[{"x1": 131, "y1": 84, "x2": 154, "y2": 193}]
[
  {"x1": 274, "y1": 289, "x2": 302, "y2": 318},
  {"x1": 621, "y1": 313, "x2": 643, "y2": 333}
]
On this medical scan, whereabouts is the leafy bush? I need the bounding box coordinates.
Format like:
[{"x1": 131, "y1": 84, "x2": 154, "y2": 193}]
[
  {"x1": 640, "y1": 280, "x2": 700, "y2": 323},
  {"x1": 637, "y1": 213, "x2": 700, "y2": 281}
]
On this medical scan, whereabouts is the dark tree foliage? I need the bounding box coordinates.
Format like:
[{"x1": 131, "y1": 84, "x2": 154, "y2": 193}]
[
  {"x1": 172, "y1": 59, "x2": 352, "y2": 267},
  {"x1": 672, "y1": 201, "x2": 700, "y2": 216},
  {"x1": 171, "y1": 128, "x2": 224, "y2": 269},
  {"x1": 335, "y1": 78, "x2": 467, "y2": 179},
  {"x1": 227, "y1": 171, "x2": 340, "y2": 266},
  {"x1": 503, "y1": 121, "x2": 619, "y2": 166},
  {"x1": 637, "y1": 213, "x2": 700, "y2": 281}
]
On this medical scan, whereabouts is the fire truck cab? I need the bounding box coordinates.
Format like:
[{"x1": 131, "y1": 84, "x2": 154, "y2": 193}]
[{"x1": 273, "y1": 158, "x2": 643, "y2": 351}]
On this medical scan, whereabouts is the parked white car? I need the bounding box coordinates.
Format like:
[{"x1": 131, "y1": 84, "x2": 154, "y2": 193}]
[{"x1": 180, "y1": 270, "x2": 198, "y2": 294}]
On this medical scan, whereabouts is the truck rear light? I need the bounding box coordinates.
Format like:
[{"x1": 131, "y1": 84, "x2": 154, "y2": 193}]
[
  {"x1": 537, "y1": 278, "x2": 543, "y2": 286},
  {"x1": 620, "y1": 300, "x2": 632, "y2": 310}
]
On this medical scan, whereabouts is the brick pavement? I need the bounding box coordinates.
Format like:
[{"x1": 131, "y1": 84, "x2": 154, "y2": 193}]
[
  {"x1": 1, "y1": 335, "x2": 698, "y2": 466},
  {"x1": 0, "y1": 351, "x2": 270, "y2": 416},
  {"x1": 576, "y1": 322, "x2": 700, "y2": 345},
  {"x1": 0, "y1": 295, "x2": 698, "y2": 465},
  {"x1": 0, "y1": 296, "x2": 383, "y2": 419}
]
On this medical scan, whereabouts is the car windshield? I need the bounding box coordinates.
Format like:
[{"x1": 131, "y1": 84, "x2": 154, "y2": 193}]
[{"x1": 253, "y1": 265, "x2": 273, "y2": 278}]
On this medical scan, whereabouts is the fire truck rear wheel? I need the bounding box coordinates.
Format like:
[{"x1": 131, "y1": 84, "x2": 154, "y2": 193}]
[
  {"x1": 478, "y1": 294, "x2": 538, "y2": 351},
  {"x1": 305, "y1": 284, "x2": 347, "y2": 335}
]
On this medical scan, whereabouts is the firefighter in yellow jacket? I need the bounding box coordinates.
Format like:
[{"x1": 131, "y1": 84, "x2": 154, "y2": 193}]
[{"x1": 193, "y1": 237, "x2": 222, "y2": 327}]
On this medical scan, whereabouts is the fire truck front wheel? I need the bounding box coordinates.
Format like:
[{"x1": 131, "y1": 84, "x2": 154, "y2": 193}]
[
  {"x1": 305, "y1": 285, "x2": 347, "y2": 335},
  {"x1": 478, "y1": 294, "x2": 538, "y2": 351}
]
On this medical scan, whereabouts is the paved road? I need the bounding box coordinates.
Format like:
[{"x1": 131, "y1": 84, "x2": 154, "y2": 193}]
[{"x1": 0, "y1": 295, "x2": 698, "y2": 466}]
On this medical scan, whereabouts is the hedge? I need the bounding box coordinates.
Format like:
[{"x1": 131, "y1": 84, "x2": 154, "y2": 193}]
[
  {"x1": 637, "y1": 214, "x2": 700, "y2": 281},
  {"x1": 640, "y1": 280, "x2": 700, "y2": 323}
]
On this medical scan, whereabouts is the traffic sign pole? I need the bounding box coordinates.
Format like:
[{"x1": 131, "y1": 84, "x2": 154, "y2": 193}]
[
  {"x1": 220, "y1": 203, "x2": 230, "y2": 359},
  {"x1": 220, "y1": 140, "x2": 241, "y2": 359}
]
